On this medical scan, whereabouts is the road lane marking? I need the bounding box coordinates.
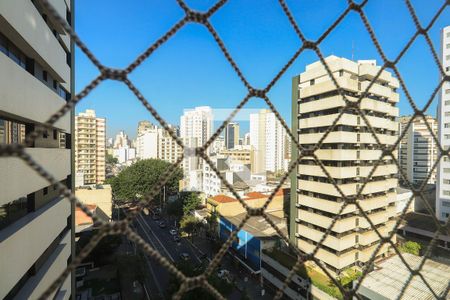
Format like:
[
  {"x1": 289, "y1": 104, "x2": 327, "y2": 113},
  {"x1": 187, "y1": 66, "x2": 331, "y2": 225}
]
[{"x1": 137, "y1": 213, "x2": 175, "y2": 262}]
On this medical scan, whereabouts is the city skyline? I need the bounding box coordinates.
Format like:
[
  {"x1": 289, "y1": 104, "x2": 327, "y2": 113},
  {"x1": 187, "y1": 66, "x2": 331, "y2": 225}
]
[{"x1": 74, "y1": 0, "x2": 450, "y2": 138}]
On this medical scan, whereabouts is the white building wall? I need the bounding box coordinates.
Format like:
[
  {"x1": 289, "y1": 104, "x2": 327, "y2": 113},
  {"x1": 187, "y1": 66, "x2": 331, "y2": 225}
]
[{"x1": 437, "y1": 26, "x2": 450, "y2": 221}]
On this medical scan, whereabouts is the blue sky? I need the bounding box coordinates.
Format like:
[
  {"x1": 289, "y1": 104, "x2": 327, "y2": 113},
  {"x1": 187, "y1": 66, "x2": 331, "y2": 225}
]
[{"x1": 74, "y1": 0, "x2": 450, "y2": 139}]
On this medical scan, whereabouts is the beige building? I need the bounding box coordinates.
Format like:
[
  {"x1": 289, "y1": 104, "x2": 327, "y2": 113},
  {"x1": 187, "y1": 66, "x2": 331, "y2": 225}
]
[
  {"x1": 75, "y1": 185, "x2": 113, "y2": 231},
  {"x1": 75, "y1": 109, "x2": 106, "y2": 185},
  {"x1": 398, "y1": 115, "x2": 437, "y2": 186},
  {"x1": 159, "y1": 128, "x2": 183, "y2": 164},
  {"x1": 0, "y1": 0, "x2": 74, "y2": 298},
  {"x1": 291, "y1": 56, "x2": 399, "y2": 275},
  {"x1": 219, "y1": 146, "x2": 255, "y2": 171}
]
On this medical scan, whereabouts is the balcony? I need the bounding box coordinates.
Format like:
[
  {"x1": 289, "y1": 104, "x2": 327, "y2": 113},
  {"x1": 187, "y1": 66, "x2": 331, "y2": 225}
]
[
  {"x1": 297, "y1": 210, "x2": 357, "y2": 233},
  {"x1": 297, "y1": 239, "x2": 357, "y2": 270},
  {"x1": 299, "y1": 131, "x2": 397, "y2": 145},
  {"x1": 0, "y1": 197, "x2": 70, "y2": 299},
  {"x1": 297, "y1": 194, "x2": 356, "y2": 214},
  {"x1": 0, "y1": 148, "x2": 70, "y2": 205},
  {"x1": 298, "y1": 164, "x2": 397, "y2": 179},
  {"x1": 0, "y1": 52, "x2": 70, "y2": 131},
  {"x1": 300, "y1": 77, "x2": 359, "y2": 98},
  {"x1": 299, "y1": 113, "x2": 397, "y2": 131},
  {"x1": 297, "y1": 223, "x2": 356, "y2": 252},
  {"x1": 0, "y1": 0, "x2": 70, "y2": 82}
]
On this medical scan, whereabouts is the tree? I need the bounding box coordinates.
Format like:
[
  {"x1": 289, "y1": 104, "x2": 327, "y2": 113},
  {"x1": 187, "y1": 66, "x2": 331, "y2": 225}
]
[
  {"x1": 108, "y1": 159, "x2": 183, "y2": 204},
  {"x1": 167, "y1": 260, "x2": 233, "y2": 299},
  {"x1": 106, "y1": 153, "x2": 118, "y2": 164},
  {"x1": 180, "y1": 215, "x2": 202, "y2": 241},
  {"x1": 180, "y1": 192, "x2": 201, "y2": 215},
  {"x1": 205, "y1": 210, "x2": 219, "y2": 237},
  {"x1": 166, "y1": 198, "x2": 183, "y2": 220},
  {"x1": 399, "y1": 240, "x2": 421, "y2": 256}
]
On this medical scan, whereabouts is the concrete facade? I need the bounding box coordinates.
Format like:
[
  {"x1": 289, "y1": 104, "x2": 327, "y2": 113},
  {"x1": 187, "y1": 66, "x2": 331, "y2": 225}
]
[
  {"x1": 398, "y1": 115, "x2": 437, "y2": 186},
  {"x1": 0, "y1": 0, "x2": 74, "y2": 298},
  {"x1": 292, "y1": 56, "x2": 399, "y2": 274},
  {"x1": 250, "y1": 109, "x2": 287, "y2": 173},
  {"x1": 437, "y1": 26, "x2": 450, "y2": 222},
  {"x1": 75, "y1": 109, "x2": 106, "y2": 185}
]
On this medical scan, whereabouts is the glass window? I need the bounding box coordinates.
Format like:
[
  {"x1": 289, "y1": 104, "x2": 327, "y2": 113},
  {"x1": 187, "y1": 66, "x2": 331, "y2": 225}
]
[
  {"x1": 0, "y1": 197, "x2": 28, "y2": 230},
  {"x1": 443, "y1": 201, "x2": 450, "y2": 207},
  {"x1": 0, "y1": 118, "x2": 26, "y2": 145},
  {"x1": 446, "y1": 89, "x2": 450, "y2": 95}
]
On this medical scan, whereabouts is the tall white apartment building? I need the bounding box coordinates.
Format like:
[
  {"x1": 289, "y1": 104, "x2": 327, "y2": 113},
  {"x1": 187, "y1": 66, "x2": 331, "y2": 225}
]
[
  {"x1": 398, "y1": 115, "x2": 437, "y2": 186},
  {"x1": 250, "y1": 109, "x2": 287, "y2": 173},
  {"x1": 113, "y1": 130, "x2": 130, "y2": 149},
  {"x1": 437, "y1": 26, "x2": 450, "y2": 222},
  {"x1": 75, "y1": 109, "x2": 106, "y2": 185},
  {"x1": 291, "y1": 56, "x2": 399, "y2": 274},
  {"x1": 0, "y1": 0, "x2": 74, "y2": 298},
  {"x1": 180, "y1": 106, "x2": 213, "y2": 190},
  {"x1": 136, "y1": 126, "x2": 159, "y2": 159},
  {"x1": 135, "y1": 124, "x2": 182, "y2": 164}
]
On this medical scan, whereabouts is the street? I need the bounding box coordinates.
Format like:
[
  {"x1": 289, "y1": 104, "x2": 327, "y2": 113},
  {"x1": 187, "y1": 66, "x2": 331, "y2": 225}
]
[{"x1": 131, "y1": 211, "x2": 273, "y2": 299}]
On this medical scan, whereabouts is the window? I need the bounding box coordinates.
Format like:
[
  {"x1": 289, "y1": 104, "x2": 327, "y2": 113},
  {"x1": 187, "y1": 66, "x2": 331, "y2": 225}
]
[
  {"x1": 0, "y1": 197, "x2": 29, "y2": 230},
  {"x1": 0, "y1": 118, "x2": 26, "y2": 145},
  {"x1": 445, "y1": 123, "x2": 450, "y2": 128},
  {"x1": 445, "y1": 134, "x2": 450, "y2": 140},
  {"x1": 442, "y1": 201, "x2": 450, "y2": 208},
  {"x1": 355, "y1": 252, "x2": 359, "y2": 260},
  {"x1": 447, "y1": 44, "x2": 450, "y2": 49},
  {"x1": 43, "y1": 187, "x2": 48, "y2": 195},
  {"x1": 357, "y1": 134, "x2": 360, "y2": 142},
  {"x1": 444, "y1": 168, "x2": 450, "y2": 173},
  {"x1": 310, "y1": 79, "x2": 315, "y2": 86},
  {"x1": 339, "y1": 70, "x2": 344, "y2": 77},
  {"x1": 43, "y1": 70, "x2": 48, "y2": 81},
  {"x1": 43, "y1": 130, "x2": 48, "y2": 139},
  {"x1": 355, "y1": 235, "x2": 359, "y2": 243},
  {"x1": 445, "y1": 100, "x2": 450, "y2": 106},
  {"x1": 447, "y1": 55, "x2": 450, "y2": 61},
  {"x1": 53, "y1": 79, "x2": 57, "y2": 89},
  {"x1": 446, "y1": 89, "x2": 450, "y2": 95},
  {"x1": 444, "y1": 179, "x2": 450, "y2": 184},
  {"x1": 355, "y1": 218, "x2": 359, "y2": 226}
]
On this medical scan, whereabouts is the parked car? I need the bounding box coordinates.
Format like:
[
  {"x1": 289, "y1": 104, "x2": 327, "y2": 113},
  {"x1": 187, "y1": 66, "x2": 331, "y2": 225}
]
[
  {"x1": 169, "y1": 229, "x2": 178, "y2": 235},
  {"x1": 173, "y1": 235, "x2": 180, "y2": 242},
  {"x1": 180, "y1": 252, "x2": 190, "y2": 261},
  {"x1": 158, "y1": 221, "x2": 167, "y2": 228},
  {"x1": 152, "y1": 213, "x2": 160, "y2": 220}
]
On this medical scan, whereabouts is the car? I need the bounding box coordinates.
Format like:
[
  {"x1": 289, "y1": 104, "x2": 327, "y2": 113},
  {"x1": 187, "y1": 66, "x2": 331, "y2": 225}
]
[
  {"x1": 217, "y1": 269, "x2": 230, "y2": 279},
  {"x1": 180, "y1": 252, "x2": 190, "y2": 261},
  {"x1": 158, "y1": 221, "x2": 167, "y2": 228},
  {"x1": 169, "y1": 229, "x2": 178, "y2": 235},
  {"x1": 173, "y1": 235, "x2": 180, "y2": 242}
]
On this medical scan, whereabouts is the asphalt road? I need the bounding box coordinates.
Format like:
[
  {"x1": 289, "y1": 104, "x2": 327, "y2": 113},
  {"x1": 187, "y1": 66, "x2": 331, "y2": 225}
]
[{"x1": 134, "y1": 212, "x2": 206, "y2": 299}]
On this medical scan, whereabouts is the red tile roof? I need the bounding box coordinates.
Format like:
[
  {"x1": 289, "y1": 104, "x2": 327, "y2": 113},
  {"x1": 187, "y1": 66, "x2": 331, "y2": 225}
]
[
  {"x1": 211, "y1": 194, "x2": 237, "y2": 203},
  {"x1": 75, "y1": 204, "x2": 97, "y2": 226},
  {"x1": 244, "y1": 192, "x2": 267, "y2": 199}
]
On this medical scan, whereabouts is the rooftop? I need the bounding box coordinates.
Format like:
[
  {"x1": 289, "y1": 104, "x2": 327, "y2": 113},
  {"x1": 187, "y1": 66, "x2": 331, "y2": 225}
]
[
  {"x1": 224, "y1": 210, "x2": 287, "y2": 238},
  {"x1": 357, "y1": 253, "x2": 450, "y2": 299}
]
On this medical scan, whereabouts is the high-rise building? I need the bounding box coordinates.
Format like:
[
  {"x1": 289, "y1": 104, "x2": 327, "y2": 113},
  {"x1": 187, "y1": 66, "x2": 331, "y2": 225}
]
[
  {"x1": 180, "y1": 106, "x2": 213, "y2": 190},
  {"x1": 398, "y1": 115, "x2": 437, "y2": 186},
  {"x1": 75, "y1": 109, "x2": 106, "y2": 185},
  {"x1": 437, "y1": 26, "x2": 450, "y2": 222},
  {"x1": 113, "y1": 130, "x2": 130, "y2": 149},
  {"x1": 0, "y1": 0, "x2": 74, "y2": 298},
  {"x1": 244, "y1": 132, "x2": 251, "y2": 146},
  {"x1": 224, "y1": 122, "x2": 239, "y2": 149},
  {"x1": 250, "y1": 109, "x2": 287, "y2": 173},
  {"x1": 136, "y1": 126, "x2": 159, "y2": 160},
  {"x1": 137, "y1": 120, "x2": 154, "y2": 136},
  {"x1": 291, "y1": 56, "x2": 399, "y2": 274},
  {"x1": 135, "y1": 123, "x2": 182, "y2": 164},
  {"x1": 159, "y1": 127, "x2": 183, "y2": 164}
]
